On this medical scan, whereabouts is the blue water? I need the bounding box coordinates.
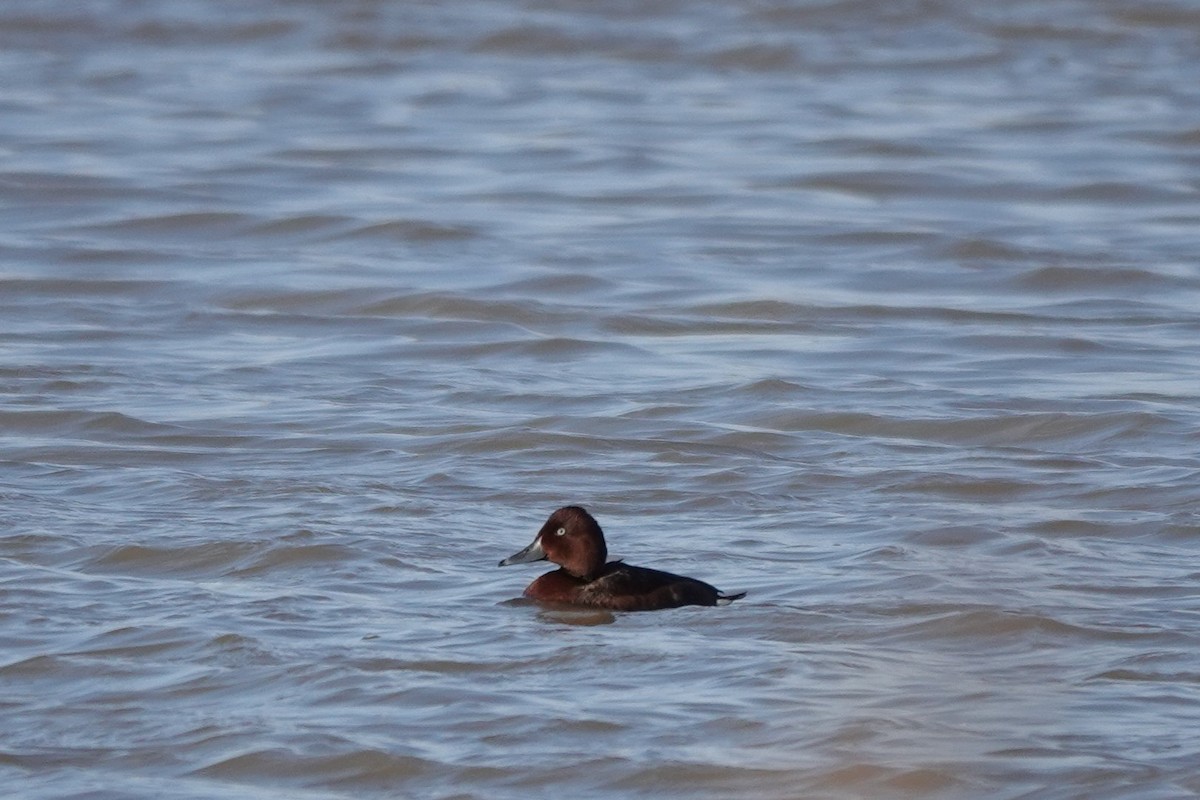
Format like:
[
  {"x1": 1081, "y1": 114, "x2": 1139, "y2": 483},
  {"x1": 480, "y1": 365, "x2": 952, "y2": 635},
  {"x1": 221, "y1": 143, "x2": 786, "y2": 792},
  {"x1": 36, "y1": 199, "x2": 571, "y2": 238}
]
[{"x1": 3, "y1": 1, "x2": 1200, "y2": 798}]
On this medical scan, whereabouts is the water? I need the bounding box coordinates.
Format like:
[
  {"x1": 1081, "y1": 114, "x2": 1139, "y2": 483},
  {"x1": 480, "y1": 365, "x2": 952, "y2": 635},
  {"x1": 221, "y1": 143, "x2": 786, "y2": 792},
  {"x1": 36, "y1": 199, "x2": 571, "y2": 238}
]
[{"x1": 3, "y1": 1, "x2": 1200, "y2": 797}]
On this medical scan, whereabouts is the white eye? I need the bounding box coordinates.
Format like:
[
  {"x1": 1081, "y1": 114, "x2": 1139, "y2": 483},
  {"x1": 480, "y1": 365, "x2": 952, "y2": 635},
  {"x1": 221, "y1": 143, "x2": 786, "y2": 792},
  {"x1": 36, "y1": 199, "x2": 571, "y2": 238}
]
[{"x1": 555, "y1": 527, "x2": 566, "y2": 536}]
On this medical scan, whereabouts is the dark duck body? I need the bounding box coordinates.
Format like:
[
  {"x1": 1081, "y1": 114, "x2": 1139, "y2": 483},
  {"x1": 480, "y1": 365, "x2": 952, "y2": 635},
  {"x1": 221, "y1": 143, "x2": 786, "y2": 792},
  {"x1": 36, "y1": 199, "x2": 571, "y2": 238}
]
[{"x1": 498, "y1": 506, "x2": 745, "y2": 612}]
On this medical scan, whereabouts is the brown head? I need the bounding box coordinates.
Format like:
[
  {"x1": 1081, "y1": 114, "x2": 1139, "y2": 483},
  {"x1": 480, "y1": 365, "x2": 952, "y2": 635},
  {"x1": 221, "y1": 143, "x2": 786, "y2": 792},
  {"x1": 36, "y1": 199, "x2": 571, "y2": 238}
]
[{"x1": 498, "y1": 505, "x2": 608, "y2": 580}]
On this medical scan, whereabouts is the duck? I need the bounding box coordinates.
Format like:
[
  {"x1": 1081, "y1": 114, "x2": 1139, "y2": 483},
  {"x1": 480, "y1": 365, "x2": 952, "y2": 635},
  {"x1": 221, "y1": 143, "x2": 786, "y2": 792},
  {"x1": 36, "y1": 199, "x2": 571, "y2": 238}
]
[{"x1": 498, "y1": 506, "x2": 745, "y2": 611}]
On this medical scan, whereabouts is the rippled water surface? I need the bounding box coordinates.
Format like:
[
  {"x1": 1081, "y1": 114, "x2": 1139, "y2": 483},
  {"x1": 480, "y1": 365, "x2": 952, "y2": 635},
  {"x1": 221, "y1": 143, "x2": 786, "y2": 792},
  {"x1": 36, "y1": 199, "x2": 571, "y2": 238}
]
[{"x1": 4, "y1": 1, "x2": 1200, "y2": 798}]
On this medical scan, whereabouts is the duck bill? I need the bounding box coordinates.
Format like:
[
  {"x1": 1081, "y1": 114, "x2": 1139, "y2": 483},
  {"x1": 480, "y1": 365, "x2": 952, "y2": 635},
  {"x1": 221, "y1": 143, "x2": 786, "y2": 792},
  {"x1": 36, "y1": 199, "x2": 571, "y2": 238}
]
[{"x1": 498, "y1": 536, "x2": 547, "y2": 567}]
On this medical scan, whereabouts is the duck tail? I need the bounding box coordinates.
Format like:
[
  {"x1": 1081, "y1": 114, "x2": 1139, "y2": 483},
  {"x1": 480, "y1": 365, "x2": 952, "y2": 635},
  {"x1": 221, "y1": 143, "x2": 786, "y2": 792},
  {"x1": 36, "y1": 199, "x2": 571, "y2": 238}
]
[{"x1": 715, "y1": 590, "x2": 746, "y2": 606}]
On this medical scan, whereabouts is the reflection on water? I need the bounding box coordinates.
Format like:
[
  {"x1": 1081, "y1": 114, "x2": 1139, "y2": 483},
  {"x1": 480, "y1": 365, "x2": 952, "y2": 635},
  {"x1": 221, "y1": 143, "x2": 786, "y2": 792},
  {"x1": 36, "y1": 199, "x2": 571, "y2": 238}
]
[{"x1": 3, "y1": 0, "x2": 1200, "y2": 798}]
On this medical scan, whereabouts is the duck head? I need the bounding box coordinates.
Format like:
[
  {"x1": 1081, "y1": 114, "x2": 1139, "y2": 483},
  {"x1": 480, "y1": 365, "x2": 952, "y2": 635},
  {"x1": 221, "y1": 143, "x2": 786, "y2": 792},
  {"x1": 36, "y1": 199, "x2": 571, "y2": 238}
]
[{"x1": 498, "y1": 505, "x2": 608, "y2": 580}]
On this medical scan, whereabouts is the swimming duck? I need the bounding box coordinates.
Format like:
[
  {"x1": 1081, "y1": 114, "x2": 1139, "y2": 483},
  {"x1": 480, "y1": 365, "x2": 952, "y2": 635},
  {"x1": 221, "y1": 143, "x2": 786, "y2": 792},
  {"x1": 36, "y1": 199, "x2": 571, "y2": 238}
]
[{"x1": 499, "y1": 506, "x2": 745, "y2": 611}]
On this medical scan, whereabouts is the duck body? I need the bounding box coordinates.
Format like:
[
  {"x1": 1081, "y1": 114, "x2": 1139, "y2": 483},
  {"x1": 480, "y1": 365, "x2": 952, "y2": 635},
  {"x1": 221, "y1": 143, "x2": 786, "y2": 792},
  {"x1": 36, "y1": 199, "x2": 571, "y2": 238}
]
[
  {"x1": 499, "y1": 506, "x2": 744, "y2": 612},
  {"x1": 523, "y1": 562, "x2": 733, "y2": 611}
]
